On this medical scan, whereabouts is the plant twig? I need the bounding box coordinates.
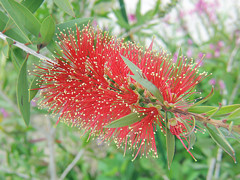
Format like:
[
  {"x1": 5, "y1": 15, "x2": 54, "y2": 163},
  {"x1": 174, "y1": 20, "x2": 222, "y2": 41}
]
[
  {"x1": 170, "y1": 108, "x2": 240, "y2": 133},
  {"x1": 206, "y1": 158, "x2": 216, "y2": 180},
  {"x1": 214, "y1": 148, "x2": 223, "y2": 179},
  {"x1": 0, "y1": 32, "x2": 55, "y2": 64},
  {"x1": 0, "y1": 167, "x2": 31, "y2": 179},
  {"x1": 46, "y1": 116, "x2": 57, "y2": 180},
  {"x1": 59, "y1": 149, "x2": 84, "y2": 180}
]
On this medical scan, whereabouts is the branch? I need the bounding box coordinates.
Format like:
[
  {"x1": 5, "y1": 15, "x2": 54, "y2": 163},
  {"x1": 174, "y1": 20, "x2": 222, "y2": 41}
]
[
  {"x1": 59, "y1": 149, "x2": 84, "y2": 180},
  {"x1": 214, "y1": 148, "x2": 223, "y2": 179},
  {"x1": 0, "y1": 32, "x2": 56, "y2": 64},
  {"x1": 206, "y1": 158, "x2": 216, "y2": 180},
  {"x1": 46, "y1": 117, "x2": 57, "y2": 180},
  {"x1": 170, "y1": 108, "x2": 240, "y2": 134},
  {"x1": 0, "y1": 167, "x2": 31, "y2": 179}
]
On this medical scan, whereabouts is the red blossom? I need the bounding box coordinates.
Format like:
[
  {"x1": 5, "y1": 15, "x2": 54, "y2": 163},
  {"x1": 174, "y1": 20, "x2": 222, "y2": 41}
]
[{"x1": 34, "y1": 25, "x2": 207, "y2": 159}]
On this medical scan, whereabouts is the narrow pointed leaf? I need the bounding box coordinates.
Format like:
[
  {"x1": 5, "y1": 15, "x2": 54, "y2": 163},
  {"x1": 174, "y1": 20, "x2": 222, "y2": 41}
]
[
  {"x1": 219, "y1": 128, "x2": 240, "y2": 143},
  {"x1": 166, "y1": 127, "x2": 175, "y2": 169},
  {"x1": 113, "y1": 10, "x2": 130, "y2": 29},
  {"x1": 1, "y1": 0, "x2": 41, "y2": 37},
  {"x1": 131, "y1": 75, "x2": 164, "y2": 102},
  {"x1": 190, "y1": 87, "x2": 214, "y2": 107},
  {"x1": 180, "y1": 117, "x2": 196, "y2": 150},
  {"x1": 53, "y1": 0, "x2": 75, "y2": 17},
  {"x1": 3, "y1": 19, "x2": 30, "y2": 43},
  {"x1": 0, "y1": 11, "x2": 8, "y2": 31},
  {"x1": 40, "y1": 16, "x2": 56, "y2": 45},
  {"x1": 188, "y1": 132, "x2": 196, "y2": 151},
  {"x1": 10, "y1": 48, "x2": 22, "y2": 71},
  {"x1": 105, "y1": 113, "x2": 145, "y2": 128},
  {"x1": 232, "y1": 131, "x2": 240, "y2": 143},
  {"x1": 227, "y1": 107, "x2": 240, "y2": 122},
  {"x1": 229, "y1": 119, "x2": 240, "y2": 125},
  {"x1": 17, "y1": 56, "x2": 30, "y2": 126},
  {"x1": 135, "y1": 0, "x2": 142, "y2": 20},
  {"x1": 21, "y1": 0, "x2": 44, "y2": 13},
  {"x1": 206, "y1": 126, "x2": 236, "y2": 162},
  {"x1": 188, "y1": 106, "x2": 216, "y2": 114},
  {"x1": 0, "y1": 1, "x2": 30, "y2": 42},
  {"x1": 206, "y1": 104, "x2": 240, "y2": 117},
  {"x1": 29, "y1": 75, "x2": 42, "y2": 102},
  {"x1": 121, "y1": 55, "x2": 164, "y2": 102},
  {"x1": 121, "y1": 55, "x2": 143, "y2": 78},
  {"x1": 118, "y1": 0, "x2": 128, "y2": 24}
]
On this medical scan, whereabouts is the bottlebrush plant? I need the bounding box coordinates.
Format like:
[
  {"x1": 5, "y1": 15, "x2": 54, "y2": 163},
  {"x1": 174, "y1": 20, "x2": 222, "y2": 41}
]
[
  {"x1": 29, "y1": 25, "x2": 239, "y2": 168},
  {"x1": 0, "y1": 0, "x2": 239, "y2": 168},
  {"x1": 1, "y1": 1, "x2": 240, "y2": 179}
]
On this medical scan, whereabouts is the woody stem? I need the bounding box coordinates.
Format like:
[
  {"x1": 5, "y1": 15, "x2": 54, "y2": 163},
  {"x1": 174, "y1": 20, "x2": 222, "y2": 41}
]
[
  {"x1": 0, "y1": 32, "x2": 56, "y2": 64},
  {"x1": 170, "y1": 108, "x2": 240, "y2": 134}
]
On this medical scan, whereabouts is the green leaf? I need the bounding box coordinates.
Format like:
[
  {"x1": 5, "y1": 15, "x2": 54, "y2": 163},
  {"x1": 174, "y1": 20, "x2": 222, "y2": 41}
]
[
  {"x1": 219, "y1": 127, "x2": 240, "y2": 143},
  {"x1": 232, "y1": 131, "x2": 240, "y2": 143},
  {"x1": 131, "y1": 75, "x2": 164, "y2": 102},
  {"x1": 118, "y1": 0, "x2": 128, "y2": 23},
  {"x1": 105, "y1": 113, "x2": 145, "y2": 128},
  {"x1": 141, "y1": 9, "x2": 155, "y2": 23},
  {"x1": 21, "y1": 0, "x2": 44, "y2": 13},
  {"x1": 29, "y1": 75, "x2": 42, "y2": 102},
  {"x1": 166, "y1": 127, "x2": 175, "y2": 169},
  {"x1": 227, "y1": 107, "x2": 240, "y2": 120},
  {"x1": 121, "y1": 55, "x2": 164, "y2": 102},
  {"x1": 1, "y1": 2, "x2": 29, "y2": 42},
  {"x1": 180, "y1": 117, "x2": 196, "y2": 150},
  {"x1": 188, "y1": 106, "x2": 216, "y2": 114},
  {"x1": 113, "y1": 9, "x2": 130, "y2": 29},
  {"x1": 153, "y1": 0, "x2": 160, "y2": 15},
  {"x1": 53, "y1": 0, "x2": 75, "y2": 17},
  {"x1": 227, "y1": 107, "x2": 240, "y2": 125},
  {"x1": 188, "y1": 132, "x2": 196, "y2": 151},
  {"x1": 10, "y1": 48, "x2": 21, "y2": 71},
  {"x1": 1, "y1": 0, "x2": 41, "y2": 37},
  {"x1": 54, "y1": 17, "x2": 93, "y2": 40},
  {"x1": 17, "y1": 56, "x2": 30, "y2": 126},
  {"x1": 135, "y1": 0, "x2": 142, "y2": 21},
  {"x1": 206, "y1": 126, "x2": 236, "y2": 162},
  {"x1": 3, "y1": 19, "x2": 30, "y2": 43},
  {"x1": 121, "y1": 55, "x2": 143, "y2": 78},
  {"x1": 206, "y1": 104, "x2": 240, "y2": 117},
  {"x1": 40, "y1": 16, "x2": 56, "y2": 45},
  {"x1": 190, "y1": 87, "x2": 214, "y2": 107},
  {"x1": 0, "y1": 11, "x2": 8, "y2": 31}
]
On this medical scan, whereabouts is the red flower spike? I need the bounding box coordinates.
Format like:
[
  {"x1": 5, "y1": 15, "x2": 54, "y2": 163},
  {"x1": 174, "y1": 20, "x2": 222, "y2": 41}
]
[{"x1": 34, "y1": 25, "x2": 208, "y2": 160}]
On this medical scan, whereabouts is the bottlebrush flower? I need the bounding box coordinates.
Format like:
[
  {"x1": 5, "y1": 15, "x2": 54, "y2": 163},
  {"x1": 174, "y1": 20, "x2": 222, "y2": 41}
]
[{"x1": 33, "y1": 25, "x2": 208, "y2": 160}]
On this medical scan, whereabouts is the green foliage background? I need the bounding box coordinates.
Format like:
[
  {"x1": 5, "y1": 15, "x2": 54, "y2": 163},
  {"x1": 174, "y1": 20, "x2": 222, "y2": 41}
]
[{"x1": 0, "y1": 0, "x2": 240, "y2": 179}]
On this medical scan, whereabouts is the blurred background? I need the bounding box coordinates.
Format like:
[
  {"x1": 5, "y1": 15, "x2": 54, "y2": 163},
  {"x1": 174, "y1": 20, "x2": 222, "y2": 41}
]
[{"x1": 0, "y1": 0, "x2": 240, "y2": 179}]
